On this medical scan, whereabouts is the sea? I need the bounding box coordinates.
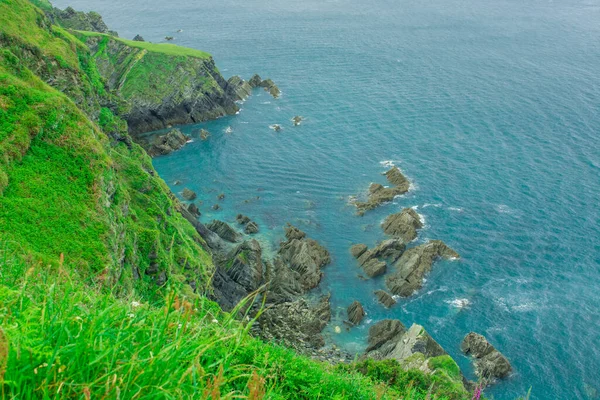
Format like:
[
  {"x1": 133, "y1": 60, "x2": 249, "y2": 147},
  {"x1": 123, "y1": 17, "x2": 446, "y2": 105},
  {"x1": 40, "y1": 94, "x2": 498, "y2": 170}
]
[{"x1": 54, "y1": 0, "x2": 600, "y2": 398}]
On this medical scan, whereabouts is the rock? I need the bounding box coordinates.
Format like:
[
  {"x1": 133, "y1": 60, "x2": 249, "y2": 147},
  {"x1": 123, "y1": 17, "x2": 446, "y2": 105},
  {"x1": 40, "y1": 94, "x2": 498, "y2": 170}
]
[
  {"x1": 355, "y1": 167, "x2": 411, "y2": 214},
  {"x1": 146, "y1": 128, "x2": 190, "y2": 157},
  {"x1": 207, "y1": 220, "x2": 241, "y2": 243},
  {"x1": 212, "y1": 204, "x2": 220, "y2": 211},
  {"x1": 374, "y1": 290, "x2": 396, "y2": 308},
  {"x1": 381, "y1": 208, "x2": 423, "y2": 242},
  {"x1": 236, "y1": 214, "x2": 251, "y2": 225},
  {"x1": 226, "y1": 76, "x2": 252, "y2": 101},
  {"x1": 369, "y1": 239, "x2": 406, "y2": 263},
  {"x1": 347, "y1": 301, "x2": 366, "y2": 325},
  {"x1": 284, "y1": 224, "x2": 306, "y2": 241},
  {"x1": 133, "y1": 34, "x2": 145, "y2": 41},
  {"x1": 49, "y1": 6, "x2": 116, "y2": 36},
  {"x1": 182, "y1": 188, "x2": 197, "y2": 201},
  {"x1": 174, "y1": 180, "x2": 181, "y2": 185},
  {"x1": 270, "y1": 124, "x2": 282, "y2": 132},
  {"x1": 292, "y1": 116, "x2": 303, "y2": 126},
  {"x1": 365, "y1": 319, "x2": 406, "y2": 354},
  {"x1": 259, "y1": 78, "x2": 280, "y2": 98},
  {"x1": 366, "y1": 322, "x2": 447, "y2": 362},
  {"x1": 248, "y1": 74, "x2": 263, "y2": 88},
  {"x1": 350, "y1": 244, "x2": 368, "y2": 258},
  {"x1": 362, "y1": 258, "x2": 387, "y2": 278},
  {"x1": 200, "y1": 129, "x2": 210, "y2": 140},
  {"x1": 245, "y1": 221, "x2": 259, "y2": 234},
  {"x1": 386, "y1": 240, "x2": 459, "y2": 297},
  {"x1": 218, "y1": 193, "x2": 225, "y2": 200},
  {"x1": 461, "y1": 332, "x2": 512, "y2": 383},
  {"x1": 165, "y1": 36, "x2": 174, "y2": 41},
  {"x1": 187, "y1": 203, "x2": 200, "y2": 217}
]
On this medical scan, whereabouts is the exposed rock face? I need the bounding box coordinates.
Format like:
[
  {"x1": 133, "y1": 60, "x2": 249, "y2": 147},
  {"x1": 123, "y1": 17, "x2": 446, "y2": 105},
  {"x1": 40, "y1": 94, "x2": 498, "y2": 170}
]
[
  {"x1": 182, "y1": 188, "x2": 197, "y2": 201},
  {"x1": 352, "y1": 239, "x2": 405, "y2": 278},
  {"x1": 381, "y1": 208, "x2": 423, "y2": 242},
  {"x1": 365, "y1": 322, "x2": 446, "y2": 362},
  {"x1": 386, "y1": 240, "x2": 459, "y2": 297},
  {"x1": 133, "y1": 34, "x2": 145, "y2": 42},
  {"x1": 144, "y1": 128, "x2": 189, "y2": 157},
  {"x1": 245, "y1": 221, "x2": 259, "y2": 234},
  {"x1": 374, "y1": 290, "x2": 396, "y2": 308},
  {"x1": 248, "y1": 74, "x2": 263, "y2": 88},
  {"x1": 259, "y1": 78, "x2": 281, "y2": 98},
  {"x1": 200, "y1": 129, "x2": 210, "y2": 140},
  {"x1": 347, "y1": 301, "x2": 366, "y2": 325},
  {"x1": 350, "y1": 243, "x2": 368, "y2": 258},
  {"x1": 207, "y1": 220, "x2": 242, "y2": 243},
  {"x1": 226, "y1": 76, "x2": 252, "y2": 101},
  {"x1": 369, "y1": 239, "x2": 406, "y2": 263},
  {"x1": 84, "y1": 36, "x2": 239, "y2": 136},
  {"x1": 236, "y1": 214, "x2": 251, "y2": 225},
  {"x1": 187, "y1": 203, "x2": 200, "y2": 217},
  {"x1": 362, "y1": 258, "x2": 387, "y2": 278},
  {"x1": 47, "y1": 6, "x2": 117, "y2": 36},
  {"x1": 355, "y1": 167, "x2": 411, "y2": 214},
  {"x1": 461, "y1": 332, "x2": 512, "y2": 384},
  {"x1": 365, "y1": 319, "x2": 406, "y2": 355}
]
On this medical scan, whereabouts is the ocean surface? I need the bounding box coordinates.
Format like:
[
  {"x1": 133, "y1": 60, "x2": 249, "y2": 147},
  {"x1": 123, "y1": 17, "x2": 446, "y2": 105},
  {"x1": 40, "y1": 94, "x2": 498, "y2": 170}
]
[{"x1": 55, "y1": 0, "x2": 600, "y2": 398}]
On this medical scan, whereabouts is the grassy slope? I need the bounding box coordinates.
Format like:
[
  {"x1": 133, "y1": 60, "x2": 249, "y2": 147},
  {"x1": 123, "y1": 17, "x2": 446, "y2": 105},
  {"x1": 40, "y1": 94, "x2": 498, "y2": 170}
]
[{"x1": 0, "y1": 0, "x2": 473, "y2": 398}]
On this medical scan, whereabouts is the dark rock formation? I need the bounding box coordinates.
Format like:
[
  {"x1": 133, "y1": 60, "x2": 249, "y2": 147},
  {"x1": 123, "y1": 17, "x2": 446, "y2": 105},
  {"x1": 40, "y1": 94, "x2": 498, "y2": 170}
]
[
  {"x1": 133, "y1": 34, "x2": 145, "y2": 42},
  {"x1": 386, "y1": 240, "x2": 459, "y2": 296},
  {"x1": 365, "y1": 319, "x2": 406, "y2": 354},
  {"x1": 207, "y1": 220, "x2": 242, "y2": 243},
  {"x1": 187, "y1": 203, "x2": 200, "y2": 217},
  {"x1": 369, "y1": 239, "x2": 406, "y2": 263},
  {"x1": 362, "y1": 258, "x2": 387, "y2": 278},
  {"x1": 212, "y1": 204, "x2": 220, "y2": 211},
  {"x1": 182, "y1": 188, "x2": 197, "y2": 201},
  {"x1": 461, "y1": 332, "x2": 512, "y2": 384},
  {"x1": 355, "y1": 167, "x2": 410, "y2": 215},
  {"x1": 350, "y1": 243, "x2": 368, "y2": 258},
  {"x1": 374, "y1": 290, "x2": 396, "y2": 308},
  {"x1": 236, "y1": 214, "x2": 251, "y2": 225},
  {"x1": 226, "y1": 76, "x2": 252, "y2": 101},
  {"x1": 200, "y1": 129, "x2": 210, "y2": 140},
  {"x1": 144, "y1": 128, "x2": 189, "y2": 157},
  {"x1": 381, "y1": 208, "x2": 423, "y2": 242},
  {"x1": 347, "y1": 301, "x2": 366, "y2": 325},
  {"x1": 165, "y1": 36, "x2": 174, "y2": 41},
  {"x1": 271, "y1": 124, "x2": 282, "y2": 132},
  {"x1": 47, "y1": 6, "x2": 117, "y2": 36},
  {"x1": 218, "y1": 193, "x2": 225, "y2": 200},
  {"x1": 248, "y1": 74, "x2": 263, "y2": 88},
  {"x1": 292, "y1": 116, "x2": 303, "y2": 126},
  {"x1": 259, "y1": 78, "x2": 281, "y2": 98},
  {"x1": 245, "y1": 221, "x2": 259, "y2": 234}
]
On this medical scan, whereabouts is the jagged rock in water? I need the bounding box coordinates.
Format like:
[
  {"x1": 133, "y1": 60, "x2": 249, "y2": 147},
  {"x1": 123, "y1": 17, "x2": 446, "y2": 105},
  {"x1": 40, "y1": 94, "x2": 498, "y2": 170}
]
[
  {"x1": 248, "y1": 74, "x2": 263, "y2": 88},
  {"x1": 374, "y1": 290, "x2": 396, "y2": 308},
  {"x1": 461, "y1": 332, "x2": 512, "y2": 384},
  {"x1": 259, "y1": 78, "x2": 281, "y2": 98},
  {"x1": 182, "y1": 188, "x2": 197, "y2": 201},
  {"x1": 236, "y1": 214, "x2": 251, "y2": 225},
  {"x1": 212, "y1": 204, "x2": 221, "y2": 210},
  {"x1": 146, "y1": 128, "x2": 189, "y2": 157},
  {"x1": 271, "y1": 124, "x2": 282, "y2": 132},
  {"x1": 365, "y1": 319, "x2": 406, "y2": 355},
  {"x1": 255, "y1": 295, "x2": 331, "y2": 351},
  {"x1": 292, "y1": 116, "x2": 303, "y2": 126},
  {"x1": 355, "y1": 167, "x2": 411, "y2": 215},
  {"x1": 218, "y1": 193, "x2": 225, "y2": 200},
  {"x1": 226, "y1": 76, "x2": 253, "y2": 101},
  {"x1": 200, "y1": 129, "x2": 210, "y2": 140},
  {"x1": 386, "y1": 240, "x2": 459, "y2": 297},
  {"x1": 133, "y1": 34, "x2": 145, "y2": 41},
  {"x1": 165, "y1": 36, "x2": 174, "y2": 41},
  {"x1": 48, "y1": 6, "x2": 117, "y2": 36},
  {"x1": 187, "y1": 203, "x2": 200, "y2": 217},
  {"x1": 369, "y1": 238, "x2": 406, "y2": 263},
  {"x1": 277, "y1": 225, "x2": 331, "y2": 292},
  {"x1": 362, "y1": 258, "x2": 387, "y2": 278},
  {"x1": 347, "y1": 301, "x2": 366, "y2": 325},
  {"x1": 245, "y1": 221, "x2": 259, "y2": 234},
  {"x1": 381, "y1": 208, "x2": 423, "y2": 242},
  {"x1": 207, "y1": 220, "x2": 242, "y2": 243},
  {"x1": 350, "y1": 243, "x2": 368, "y2": 258},
  {"x1": 366, "y1": 322, "x2": 446, "y2": 362}
]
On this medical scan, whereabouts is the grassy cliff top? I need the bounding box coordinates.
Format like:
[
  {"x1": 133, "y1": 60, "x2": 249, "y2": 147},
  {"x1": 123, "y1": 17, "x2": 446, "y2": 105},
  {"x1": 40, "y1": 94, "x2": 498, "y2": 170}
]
[{"x1": 76, "y1": 30, "x2": 212, "y2": 59}]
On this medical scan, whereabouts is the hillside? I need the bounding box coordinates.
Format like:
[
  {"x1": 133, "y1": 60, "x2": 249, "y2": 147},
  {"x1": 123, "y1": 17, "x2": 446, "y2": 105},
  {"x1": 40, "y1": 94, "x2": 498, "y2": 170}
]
[{"x1": 0, "y1": 0, "x2": 473, "y2": 398}]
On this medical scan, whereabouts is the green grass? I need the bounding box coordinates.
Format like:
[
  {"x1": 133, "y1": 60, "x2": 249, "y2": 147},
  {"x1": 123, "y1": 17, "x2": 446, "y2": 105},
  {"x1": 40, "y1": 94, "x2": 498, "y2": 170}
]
[{"x1": 75, "y1": 31, "x2": 212, "y2": 59}]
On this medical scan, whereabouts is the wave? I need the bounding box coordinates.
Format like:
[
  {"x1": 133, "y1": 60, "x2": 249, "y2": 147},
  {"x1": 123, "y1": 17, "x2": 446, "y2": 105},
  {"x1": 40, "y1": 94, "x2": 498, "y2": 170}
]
[{"x1": 445, "y1": 298, "x2": 471, "y2": 309}]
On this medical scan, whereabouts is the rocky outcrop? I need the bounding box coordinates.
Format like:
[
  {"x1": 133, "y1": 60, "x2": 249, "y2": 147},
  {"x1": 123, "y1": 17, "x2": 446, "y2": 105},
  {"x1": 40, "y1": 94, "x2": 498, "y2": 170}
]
[
  {"x1": 381, "y1": 208, "x2": 423, "y2": 242},
  {"x1": 347, "y1": 301, "x2": 366, "y2": 325},
  {"x1": 248, "y1": 74, "x2": 263, "y2": 88},
  {"x1": 182, "y1": 188, "x2": 197, "y2": 201},
  {"x1": 143, "y1": 128, "x2": 190, "y2": 157},
  {"x1": 361, "y1": 259, "x2": 387, "y2": 278},
  {"x1": 352, "y1": 239, "x2": 405, "y2": 278},
  {"x1": 355, "y1": 167, "x2": 411, "y2": 215},
  {"x1": 386, "y1": 240, "x2": 459, "y2": 297},
  {"x1": 374, "y1": 290, "x2": 396, "y2": 308},
  {"x1": 461, "y1": 332, "x2": 512, "y2": 384},
  {"x1": 226, "y1": 76, "x2": 252, "y2": 101},
  {"x1": 207, "y1": 220, "x2": 242, "y2": 243},
  {"x1": 245, "y1": 221, "x2": 259, "y2": 234},
  {"x1": 292, "y1": 116, "x2": 303, "y2": 126},
  {"x1": 200, "y1": 129, "x2": 210, "y2": 140},
  {"x1": 350, "y1": 244, "x2": 368, "y2": 258},
  {"x1": 47, "y1": 6, "x2": 118, "y2": 36},
  {"x1": 365, "y1": 319, "x2": 406, "y2": 355},
  {"x1": 187, "y1": 203, "x2": 200, "y2": 217},
  {"x1": 248, "y1": 74, "x2": 280, "y2": 98},
  {"x1": 236, "y1": 214, "x2": 251, "y2": 225},
  {"x1": 133, "y1": 34, "x2": 145, "y2": 42},
  {"x1": 270, "y1": 124, "x2": 282, "y2": 132}
]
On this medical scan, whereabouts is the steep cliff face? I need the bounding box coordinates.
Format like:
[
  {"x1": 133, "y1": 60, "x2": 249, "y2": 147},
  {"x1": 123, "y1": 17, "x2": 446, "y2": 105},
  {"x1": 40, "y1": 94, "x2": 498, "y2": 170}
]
[{"x1": 79, "y1": 33, "x2": 239, "y2": 135}]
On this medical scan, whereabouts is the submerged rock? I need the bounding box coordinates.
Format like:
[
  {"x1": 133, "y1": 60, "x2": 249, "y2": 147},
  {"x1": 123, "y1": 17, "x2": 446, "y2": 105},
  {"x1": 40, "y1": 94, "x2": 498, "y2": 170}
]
[
  {"x1": 347, "y1": 301, "x2": 366, "y2": 325},
  {"x1": 461, "y1": 332, "x2": 512, "y2": 384},
  {"x1": 355, "y1": 167, "x2": 411, "y2": 214},
  {"x1": 182, "y1": 188, "x2": 197, "y2": 201},
  {"x1": 236, "y1": 214, "x2": 251, "y2": 225},
  {"x1": 146, "y1": 128, "x2": 189, "y2": 157},
  {"x1": 218, "y1": 193, "x2": 225, "y2": 200},
  {"x1": 350, "y1": 243, "x2": 368, "y2": 258},
  {"x1": 212, "y1": 204, "x2": 221, "y2": 211},
  {"x1": 200, "y1": 129, "x2": 210, "y2": 140},
  {"x1": 207, "y1": 220, "x2": 241, "y2": 243},
  {"x1": 292, "y1": 116, "x2": 303, "y2": 126},
  {"x1": 226, "y1": 76, "x2": 253, "y2": 101},
  {"x1": 374, "y1": 290, "x2": 396, "y2": 308},
  {"x1": 386, "y1": 240, "x2": 459, "y2": 297},
  {"x1": 381, "y1": 208, "x2": 423, "y2": 242},
  {"x1": 245, "y1": 221, "x2": 259, "y2": 234}
]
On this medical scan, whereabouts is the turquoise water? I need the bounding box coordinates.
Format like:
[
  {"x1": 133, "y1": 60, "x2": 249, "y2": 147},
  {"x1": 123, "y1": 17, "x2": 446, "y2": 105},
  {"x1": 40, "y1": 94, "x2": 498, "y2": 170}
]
[{"x1": 57, "y1": 0, "x2": 600, "y2": 398}]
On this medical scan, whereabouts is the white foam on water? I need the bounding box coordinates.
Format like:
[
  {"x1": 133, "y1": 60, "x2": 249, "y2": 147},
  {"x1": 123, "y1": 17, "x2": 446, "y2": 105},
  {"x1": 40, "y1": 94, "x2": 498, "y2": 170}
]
[
  {"x1": 512, "y1": 302, "x2": 536, "y2": 312},
  {"x1": 224, "y1": 126, "x2": 233, "y2": 134},
  {"x1": 422, "y1": 203, "x2": 442, "y2": 208},
  {"x1": 261, "y1": 101, "x2": 271, "y2": 104},
  {"x1": 445, "y1": 298, "x2": 471, "y2": 309},
  {"x1": 186, "y1": 139, "x2": 194, "y2": 143},
  {"x1": 379, "y1": 160, "x2": 396, "y2": 168},
  {"x1": 448, "y1": 206, "x2": 463, "y2": 212},
  {"x1": 496, "y1": 204, "x2": 513, "y2": 214}
]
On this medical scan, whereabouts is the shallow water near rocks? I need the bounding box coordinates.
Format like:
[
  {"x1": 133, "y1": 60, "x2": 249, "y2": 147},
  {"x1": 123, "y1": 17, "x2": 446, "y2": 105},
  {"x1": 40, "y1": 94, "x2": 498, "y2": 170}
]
[{"x1": 56, "y1": 0, "x2": 600, "y2": 398}]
